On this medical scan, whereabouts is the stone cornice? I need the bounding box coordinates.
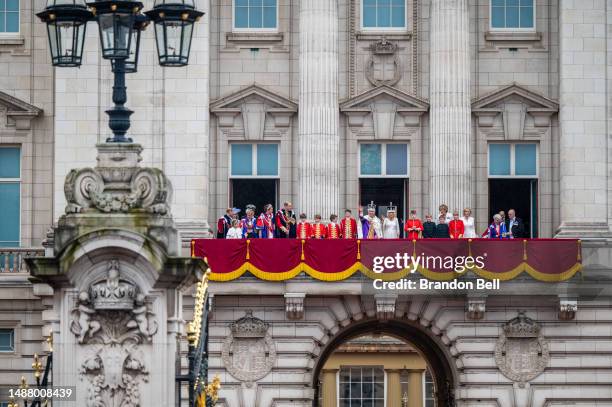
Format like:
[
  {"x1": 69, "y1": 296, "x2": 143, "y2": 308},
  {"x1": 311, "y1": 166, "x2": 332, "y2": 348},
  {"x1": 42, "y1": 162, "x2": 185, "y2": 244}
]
[{"x1": 0, "y1": 90, "x2": 43, "y2": 130}]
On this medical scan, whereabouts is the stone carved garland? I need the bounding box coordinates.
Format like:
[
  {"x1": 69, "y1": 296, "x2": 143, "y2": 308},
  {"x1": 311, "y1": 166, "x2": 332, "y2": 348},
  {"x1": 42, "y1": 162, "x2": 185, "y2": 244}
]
[
  {"x1": 494, "y1": 312, "x2": 549, "y2": 385},
  {"x1": 70, "y1": 260, "x2": 158, "y2": 407},
  {"x1": 221, "y1": 310, "x2": 276, "y2": 386}
]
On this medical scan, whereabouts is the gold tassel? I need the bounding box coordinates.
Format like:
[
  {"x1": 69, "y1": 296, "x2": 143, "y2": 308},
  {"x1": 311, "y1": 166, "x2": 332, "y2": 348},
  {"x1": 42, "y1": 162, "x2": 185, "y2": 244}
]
[
  {"x1": 577, "y1": 239, "x2": 582, "y2": 261},
  {"x1": 523, "y1": 239, "x2": 528, "y2": 261},
  {"x1": 301, "y1": 239, "x2": 305, "y2": 261},
  {"x1": 357, "y1": 240, "x2": 361, "y2": 260},
  {"x1": 191, "y1": 239, "x2": 195, "y2": 257},
  {"x1": 467, "y1": 238, "x2": 472, "y2": 257},
  {"x1": 412, "y1": 239, "x2": 417, "y2": 258},
  {"x1": 246, "y1": 239, "x2": 250, "y2": 260}
]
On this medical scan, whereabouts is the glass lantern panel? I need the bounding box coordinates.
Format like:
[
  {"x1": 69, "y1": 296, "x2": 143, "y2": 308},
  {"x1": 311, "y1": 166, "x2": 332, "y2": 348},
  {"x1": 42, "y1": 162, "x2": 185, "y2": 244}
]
[
  {"x1": 165, "y1": 20, "x2": 182, "y2": 61},
  {"x1": 180, "y1": 21, "x2": 193, "y2": 59},
  {"x1": 47, "y1": 23, "x2": 59, "y2": 59},
  {"x1": 98, "y1": 12, "x2": 132, "y2": 58}
]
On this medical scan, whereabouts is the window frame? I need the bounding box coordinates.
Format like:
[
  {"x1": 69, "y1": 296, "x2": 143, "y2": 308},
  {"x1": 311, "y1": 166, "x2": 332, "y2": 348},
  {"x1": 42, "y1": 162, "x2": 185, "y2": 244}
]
[
  {"x1": 358, "y1": 142, "x2": 410, "y2": 178},
  {"x1": 232, "y1": 0, "x2": 279, "y2": 33},
  {"x1": 0, "y1": 146, "x2": 21, "y2": 247},
  {"x1": 0, "y1": 328, "x2": 15, "y2": 353},
  {"x1": 489, "y1": 0, "x2": 536, "y2": 32},
  {"x1": 423, "y1": 370, "x2": 435, "y2": 407},
  {"x1": 0, "y1": 0, "x2": 20, "y2": 36},
  {"x1": 487, "y1": 142, "x2": 539, "y2": 179},
  {"x1": 360, "y1": 0, "x2": 408, "y2": 33},
  {"x1": 337, "y1": 365, "x2": 386, "y2": 407},
  {"x1": 229, "y1": 142, "x2": 280, "y2": 179}
]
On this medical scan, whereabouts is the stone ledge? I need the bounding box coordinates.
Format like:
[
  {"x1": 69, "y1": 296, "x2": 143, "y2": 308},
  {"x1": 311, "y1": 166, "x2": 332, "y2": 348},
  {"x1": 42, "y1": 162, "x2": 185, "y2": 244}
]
[
  {"x1": 356, "y1": 32, "x2": 412, "y2": 42},
  {"x1": 226, "y1": 32, "x2": 284, "y2": 44},
  {"x1": 0, "y1": 36, "x2": 25, "y2": 46},
  {"x1": 484, "y1": 31, "x2": 542, "y2": 43}
]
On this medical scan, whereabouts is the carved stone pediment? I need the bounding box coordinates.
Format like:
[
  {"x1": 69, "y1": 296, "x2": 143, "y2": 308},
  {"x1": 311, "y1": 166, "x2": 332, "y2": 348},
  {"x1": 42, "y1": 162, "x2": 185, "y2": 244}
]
[
  {"x1": 340, "y1": 85, "x2": 429, "y2": 133},
  {"x1": 210, "y1": 84, "x2": 297, "y2": 135},
  {"x1": 0, "y1": 90, "x2": 42, "y2": 130},
  {"x1": 472, "y1": 83, "x2": 558, "y2": 131}
]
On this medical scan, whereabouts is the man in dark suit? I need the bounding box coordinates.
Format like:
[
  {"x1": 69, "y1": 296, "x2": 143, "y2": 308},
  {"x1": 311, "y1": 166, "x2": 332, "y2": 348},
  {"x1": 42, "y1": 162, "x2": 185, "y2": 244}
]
[{"x1": 507, "y1": 209, "x2": 526, "y2": 238}]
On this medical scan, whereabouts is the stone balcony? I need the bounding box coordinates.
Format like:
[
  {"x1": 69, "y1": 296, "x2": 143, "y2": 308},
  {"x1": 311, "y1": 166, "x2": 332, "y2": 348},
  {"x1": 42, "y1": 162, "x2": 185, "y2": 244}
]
[{"x1": 0, "y1": 247, "x2": 44, "y2": 273}]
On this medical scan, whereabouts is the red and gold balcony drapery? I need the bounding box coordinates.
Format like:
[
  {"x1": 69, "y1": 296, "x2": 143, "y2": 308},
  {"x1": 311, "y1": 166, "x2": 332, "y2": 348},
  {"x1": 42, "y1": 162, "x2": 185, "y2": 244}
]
[{"x1": 192, "y1": 239, "x2": 582, "y2": 282}]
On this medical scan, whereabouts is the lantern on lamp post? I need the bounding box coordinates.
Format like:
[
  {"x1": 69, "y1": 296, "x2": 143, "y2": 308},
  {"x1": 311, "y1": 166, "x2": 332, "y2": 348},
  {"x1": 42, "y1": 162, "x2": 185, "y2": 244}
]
[{"x1": 36, "y1": 0, "x2": 205, "y2": 142}]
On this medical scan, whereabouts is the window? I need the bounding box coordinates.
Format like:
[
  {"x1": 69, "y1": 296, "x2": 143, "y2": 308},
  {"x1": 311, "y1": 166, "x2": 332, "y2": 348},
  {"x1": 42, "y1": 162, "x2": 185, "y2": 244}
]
[
  {"x1": 362, "y1": 0, "x2": 406, "y2": 30},
  {"x1": 234, "y1": 0, "x2": 277, "y2": 31},
  {"x1": 0, "y1": 329, "x2": 15, "y2": 352},
  {"x1": 0, "y1": 147, "x2": 20, "y2": 247},
  {"x1": 488, "y1": 143, "x2": 537, "y2": 177},
  {"x1": 490, "y1": 0, "x2": 535, "y2": 30},
  {"x1": 339, "y1": 366, "x2": 385, "y2": 407},
  {"x1": 230, "y1": 143, "x2": 279, "y2": 177},
  {"x1": 360, "y1": 143, "x2": 409, "y2": 177},
  {"x1": 423, "y1": 370, "x2": 435, "y2": 407},
  {"x1": 0, "y1": 0, "x2": 19, "y2": 33}
]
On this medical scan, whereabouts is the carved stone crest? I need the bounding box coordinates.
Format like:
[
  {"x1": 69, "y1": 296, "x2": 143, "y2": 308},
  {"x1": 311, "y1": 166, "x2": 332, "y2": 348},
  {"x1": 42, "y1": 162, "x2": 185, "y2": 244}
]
[
  {"x1": 70, "y1": 260, "x2": 158, "y2": 344},
  {"x1": 221, "y1": 310, "x2": 276, "y2": 385},
  {"x1": 366, "y1": 37, "x2": 402, "y2": 87},
  {"x1": 494, "y1": 312, "x2": 549, "y2": 385}
]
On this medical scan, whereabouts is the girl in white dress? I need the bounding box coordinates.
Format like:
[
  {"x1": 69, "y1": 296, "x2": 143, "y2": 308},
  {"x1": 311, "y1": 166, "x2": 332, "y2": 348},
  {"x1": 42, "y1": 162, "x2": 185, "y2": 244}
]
[
  {"x1": 226, "y1": 219, "x2": 243, "y2": 239},
  {"x1": 382, "y1": 206, "x2": 400, "y2": 239},
  {"x1": 462, "y1": 208, "x2": 477, "y2": 238}
]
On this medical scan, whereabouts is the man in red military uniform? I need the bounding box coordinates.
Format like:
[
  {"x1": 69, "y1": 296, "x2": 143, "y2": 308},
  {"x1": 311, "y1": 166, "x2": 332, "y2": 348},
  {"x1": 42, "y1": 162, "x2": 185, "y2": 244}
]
[
  {"x1": 327, "y1": 214, "x2": 341, "y2": 239},
  {"x1": 449, "y1": 211, "x2": 465, "y2": 239},
  {"x1": 296, "y1": 213, "x2": 312, "y2": 240},
  {"x1": 404, "y1": 209, "x2": 424, "y2": 240},
  {"x1": 340, "y1": 209, "x2": 358, "y2": 239}
]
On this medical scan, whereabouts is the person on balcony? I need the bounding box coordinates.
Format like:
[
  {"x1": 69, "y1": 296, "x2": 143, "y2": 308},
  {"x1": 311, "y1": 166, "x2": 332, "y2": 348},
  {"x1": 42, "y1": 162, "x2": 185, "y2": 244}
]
[
  {"x1": 275, "y1": 201, "x2": 296, "y2": 239},
  {"x1": 327, "y1": 214, "x2": 341, "y2": 239},
  {"x1": 449, "y1": 211, "x2": 465, "y2": 239},
  {"x1": 382, "y1": 204, "x2": 400, "y2": 239},
  {"x1": 296, "y1": 213, "x2": 312, "y2": 240},
  {"x1": 256, "y1": 204, "x2": 275, "y2": 239},
  {"x1": 438, "y1": 204, "x2": 453, "y2": 224},
  {"x1": 311, "y1": 214, "x2": 327, "y2": 239},
  {"x1": 226, "y1": 219, "x2": 243, "y2": 239},
  {"x1": 216, "y1": 207, "x2": 236, "y2": 239},
  {"x1": 340, "y1": 210, "x2": 358, "y2": 239},
  {"x1": 422, "y1": 214, "x2": 436, "y2": 238},
  {"x1": 487, "y1": 214, "x2": 509, "y2": 239},
  {"x1": 359, "y1": 202, "x2": 382, "y2": 239},
  {"x1": 462, "y1": 208, "x2": 477, "y2": 238},
  {"x1": 507, "y1": 209, "x2": 526, "y2": 238},
  {"x1": 434, "y1": 215, "x2": 450, "y2": 238},
  {"x1": 404, "y1": 210, "x2": 424, "y2": 240},
  {"x1": 241, "y1": 205, "x2": 258, "y2": 239}
]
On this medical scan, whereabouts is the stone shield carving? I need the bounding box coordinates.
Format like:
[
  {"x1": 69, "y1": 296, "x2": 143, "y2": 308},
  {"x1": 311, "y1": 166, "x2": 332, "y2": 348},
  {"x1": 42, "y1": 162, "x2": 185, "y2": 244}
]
[
  {"x1": 366, "y1": 37, "x2": 402, "y2": 87},
  {"x1": 222, "y1": 310, "x2": 276, "y2": 384},
  {"x1": 71, "y1": 260, "x2": 158, "y2": 407},
  {"x1": 494, "y1": 312, "x2": 549, "y2": 384}
]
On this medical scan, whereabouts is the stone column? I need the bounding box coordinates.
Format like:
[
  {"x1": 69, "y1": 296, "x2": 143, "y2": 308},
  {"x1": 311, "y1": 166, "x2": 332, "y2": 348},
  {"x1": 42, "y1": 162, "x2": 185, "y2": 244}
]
[
  {"x1": 386, "y1": 369, "x2": 402, "y2": 406},
  {"x1": 429, "y1": 0, "x2": 471, "y2": 214},
  {"x1": 408, "y1": 370, "x2": 424, "y2": 407},
  {"x1": 556, "y1": 1, "x2": 611, "y2": 238},
  {"x1": 321, "y1": 369, "x2": 338, "y2": 407},
  {"x1": 298, "y1": 0, "x2": 340, "y2": 217}
]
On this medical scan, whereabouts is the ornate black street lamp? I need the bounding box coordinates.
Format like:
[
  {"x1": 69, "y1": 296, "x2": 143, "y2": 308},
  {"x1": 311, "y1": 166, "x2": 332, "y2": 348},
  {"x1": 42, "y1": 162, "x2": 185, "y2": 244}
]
[{"x1": 37, "y1": 0, "x2": 204, "y2": 142}]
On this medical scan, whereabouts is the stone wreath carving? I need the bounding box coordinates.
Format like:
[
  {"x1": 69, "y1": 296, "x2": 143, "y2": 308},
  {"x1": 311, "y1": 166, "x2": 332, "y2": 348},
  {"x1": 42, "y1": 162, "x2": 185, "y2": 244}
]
[
  {"x1": 366, "y1": 37, "x2": 402, "y2": 87},
  {"x1": 221, "y1": 310, "x2": 276, "y2": 385},
  {"x1": 494, "y1": 312, "x2": 549, "y2": 385},
  {"x1": 71, "y1": 260, "x2": 158, "y2": 407}
]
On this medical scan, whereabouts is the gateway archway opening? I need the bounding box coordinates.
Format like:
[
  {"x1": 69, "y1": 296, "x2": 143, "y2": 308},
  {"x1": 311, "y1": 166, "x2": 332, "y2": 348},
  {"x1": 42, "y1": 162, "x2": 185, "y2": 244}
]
[{"x1": 313, "y1": 320, "x2": 456, "y2": 407}]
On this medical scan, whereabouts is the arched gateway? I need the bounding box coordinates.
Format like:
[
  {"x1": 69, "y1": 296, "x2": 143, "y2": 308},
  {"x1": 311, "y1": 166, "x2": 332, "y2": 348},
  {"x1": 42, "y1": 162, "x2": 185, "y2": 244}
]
[{"x1": 312, "y1": 318, "x2": 458, "y2": 407}]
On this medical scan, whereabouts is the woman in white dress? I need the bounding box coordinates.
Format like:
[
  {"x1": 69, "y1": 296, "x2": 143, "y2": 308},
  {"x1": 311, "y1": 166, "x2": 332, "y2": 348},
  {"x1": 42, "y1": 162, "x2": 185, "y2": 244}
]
[
  {"x1": 226, "y1": 219, "x2": 244, "y2": 239},
  {"x1": 382, "y1": 206, "x2": 400, "y2": 239},
  {"x1": 462, "y1": 207, "x2": 477, "y2": 238}
]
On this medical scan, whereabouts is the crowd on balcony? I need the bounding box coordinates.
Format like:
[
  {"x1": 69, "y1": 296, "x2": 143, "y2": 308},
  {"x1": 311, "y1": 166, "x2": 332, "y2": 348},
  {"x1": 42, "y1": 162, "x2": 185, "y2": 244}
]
[{"x1": 217, "y1": 202, "x2": 526, "y2": 240}]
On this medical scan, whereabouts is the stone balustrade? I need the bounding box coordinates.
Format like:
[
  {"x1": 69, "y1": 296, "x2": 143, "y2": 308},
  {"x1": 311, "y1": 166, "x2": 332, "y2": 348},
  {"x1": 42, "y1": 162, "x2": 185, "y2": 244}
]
[{"x1": 0, "y1": 247, "x2": 44, "y2": 273}]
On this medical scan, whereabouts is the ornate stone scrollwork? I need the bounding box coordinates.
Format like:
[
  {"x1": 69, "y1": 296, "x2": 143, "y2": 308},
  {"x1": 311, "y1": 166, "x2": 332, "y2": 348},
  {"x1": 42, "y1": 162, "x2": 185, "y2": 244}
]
[
  {"x1": 71, "y1": 260, "x2": 158, "y2": 407},
  {"x1": 284, "y1": 293, "x2": 305, "y2": 320},
  {"x1": 494, "y1": 312, "x2": 549, "y2": 385},
  {"x1": 64, "y1": 144, "x2": 172, "y2": 215},
  {"x1": 559, "y1": 298, "x2": 577, "y2": 321},
  {"x1": 466, "y1": 298, "x2": 486, "y2": 320},
  {"x1": 221, "y1": 310, "x2": 276, "y2": 385},
  {"x1": 375, "y1": 294, "x2": 397, "y2": 320}
]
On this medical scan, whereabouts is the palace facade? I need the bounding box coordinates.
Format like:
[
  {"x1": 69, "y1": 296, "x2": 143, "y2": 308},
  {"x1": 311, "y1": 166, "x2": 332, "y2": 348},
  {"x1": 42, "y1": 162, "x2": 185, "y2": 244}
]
[{"x1": 1, "y1": 0, "x2": 612, "y2": 406}]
